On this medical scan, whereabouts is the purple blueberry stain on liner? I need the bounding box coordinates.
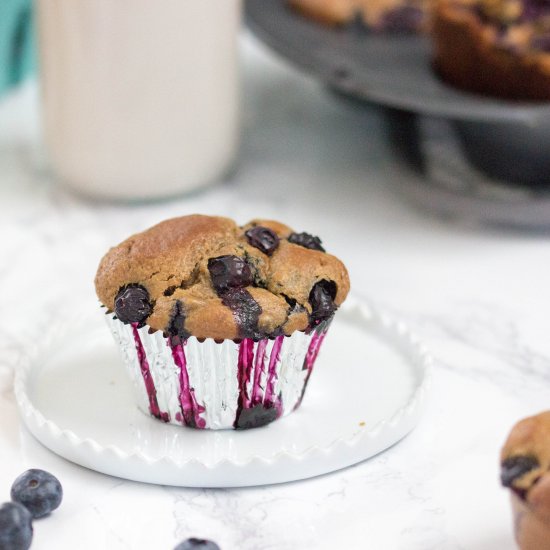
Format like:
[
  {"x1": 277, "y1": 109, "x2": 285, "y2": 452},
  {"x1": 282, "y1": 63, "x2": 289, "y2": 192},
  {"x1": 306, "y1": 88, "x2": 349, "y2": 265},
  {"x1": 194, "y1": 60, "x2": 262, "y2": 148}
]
[
  {"x1": 263, "y1": 335, "x2": 284, "y2": 415},
  {"x1": 170, "y1": 340, "x2": 206, "y2": 429},
  {"x1": 234, "y1": 337, "x2": 284, "y2": 429},
  {"x1": 234, "y1": 338, "x2": 255, "y2": 429},
  {"x1": 250, "y1": 339, "x2": 269, "y2": 406},
  {"x1": 245, "y1": 226, "x2": 280, "y2": 256},
  {"x1": 128, "y1": 311, "x2": 328, "y2": 430},
  {"x1": 114, "y1": 284, "x2": 152, "y2": 325},
  {"x1": 288, "y1": 232, "x2": 325, "y2": 252},
  {"x1": 295, "y1": 322, "x2": 330, "y2": 410},
  {"x1": 131, "y1": 324, "x2": 169, "y2": 422}
]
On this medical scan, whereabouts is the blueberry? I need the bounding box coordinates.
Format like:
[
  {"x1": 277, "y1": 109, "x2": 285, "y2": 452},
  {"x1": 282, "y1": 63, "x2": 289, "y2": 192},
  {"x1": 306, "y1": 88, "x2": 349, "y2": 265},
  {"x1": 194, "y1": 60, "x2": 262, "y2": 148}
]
[
  {"x1": 167, "y1": 300, "x2": 190, "y2": 343},
  {"x1": 501, "y1": 455, "x2": 539, "y2": 488},
  {"x1": 532, "y1": 33, "x2": 550, "y2": 51},
  {"x1": 0, "y1": 502, "x2": 33, "y2": 550},
  {"x1": 11, "y1": 469, "x2": 63, "y2": 519},
  {"x1": 236, "y1": 404, "x2": 278, "y2": 430},
  {"x1": 522, "y1": 0, "x2": 548, "y2": 20},
  {"x1": 288, "y1": 232, "x2": 325, "y2": 252},
  {"x1": 309, "y1": 280, "x2": 337, "y2": 326},
  {"x1": 245, "y1": 226, "x2": 280, "y2": 256},
  {"x1": 207, "y1": 256, "x2": 253, "y2": 294},
  {"x1": 174, "y1": 538, "x2": 221, "y2": 550},
  {"x1": 381, "y1": 6, "x2": 423, "y2": 31},
  {"x1": 114, "y1": 285, "x2": 152, "y2": 324},
  {"x1": 220, "y1": 289, "x2": 262, "y2": 339}
]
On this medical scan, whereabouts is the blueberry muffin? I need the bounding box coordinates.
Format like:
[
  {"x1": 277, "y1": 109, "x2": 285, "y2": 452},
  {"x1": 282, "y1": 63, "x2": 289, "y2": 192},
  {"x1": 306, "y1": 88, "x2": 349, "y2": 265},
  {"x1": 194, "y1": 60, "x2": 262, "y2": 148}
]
[
  {"x1": 95, "y1": 214, "x2": 350, "y2": 430},
  {"x1": 433, "y1": 0, "x2": 550, "y2": 100},
  {"x1": 289, "y1": 0, "x2": 430, "y2": 32},
  {"x1": 501, "y1": 411, "x2": 550, "y2": 550}
]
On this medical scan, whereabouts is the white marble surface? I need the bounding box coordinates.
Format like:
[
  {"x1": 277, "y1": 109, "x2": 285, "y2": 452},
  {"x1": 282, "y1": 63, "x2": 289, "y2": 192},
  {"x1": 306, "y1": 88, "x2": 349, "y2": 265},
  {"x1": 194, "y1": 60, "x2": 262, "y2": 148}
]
[{"x1": 1, "y1": 32, "x2": 549, "y2": 550}]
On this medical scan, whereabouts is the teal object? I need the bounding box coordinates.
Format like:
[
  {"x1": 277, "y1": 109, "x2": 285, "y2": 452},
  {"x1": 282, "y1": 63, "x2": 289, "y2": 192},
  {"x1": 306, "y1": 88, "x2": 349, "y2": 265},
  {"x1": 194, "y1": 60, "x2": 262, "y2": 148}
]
[{"x1": 0, "y1": 0, "x2": 35, "y2": 96}]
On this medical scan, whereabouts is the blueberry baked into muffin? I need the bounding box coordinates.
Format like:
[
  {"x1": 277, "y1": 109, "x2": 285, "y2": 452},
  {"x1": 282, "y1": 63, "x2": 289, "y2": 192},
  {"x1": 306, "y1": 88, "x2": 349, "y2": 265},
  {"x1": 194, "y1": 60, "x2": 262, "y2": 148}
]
[
  {"x1": 501, "y1": 411, "x2": 550, "y2": 550},
  {"x1": 95, "y1": 214, "x2": 350, "y2": 430},
  {"x1": 434, "y1": 0, "x2": 550, "y2": 99},
  {"x1": 289, "y1": 0, "x2": 431, "y2": 32}
]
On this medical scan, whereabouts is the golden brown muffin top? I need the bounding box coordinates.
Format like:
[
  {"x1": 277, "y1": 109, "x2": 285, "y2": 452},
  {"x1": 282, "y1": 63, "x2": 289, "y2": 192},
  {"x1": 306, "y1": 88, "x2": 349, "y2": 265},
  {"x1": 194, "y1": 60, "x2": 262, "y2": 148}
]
[
  {"x1": 95, "y1": 214, "x2": 350, "y2": 341},
  {"x1": 501, "y1": 411, "x2": 550, "y2": 523}
]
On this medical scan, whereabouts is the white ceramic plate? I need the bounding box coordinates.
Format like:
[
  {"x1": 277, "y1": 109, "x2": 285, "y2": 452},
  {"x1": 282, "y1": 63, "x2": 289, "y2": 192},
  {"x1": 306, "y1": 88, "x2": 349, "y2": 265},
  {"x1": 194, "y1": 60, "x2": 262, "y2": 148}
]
[{"x1": 14, "y1": 299, "x2": 431, "y2": 487}]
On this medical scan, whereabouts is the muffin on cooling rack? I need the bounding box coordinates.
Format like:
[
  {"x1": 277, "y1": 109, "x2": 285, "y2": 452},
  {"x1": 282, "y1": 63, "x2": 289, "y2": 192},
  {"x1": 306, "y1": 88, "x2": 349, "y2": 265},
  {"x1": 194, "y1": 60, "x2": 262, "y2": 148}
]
[
  {"x1": 95, "y1": 214, "x2": 350, "y2": 430},
  {"x1": 289, "y1": 0, "x2": 431, "y2": 32},
  {"x1": 501, "y1": 411, "x2": 550, "y2": 550},
  {"x1": 434, "y1": 0, "x2": 550, "y2": 100}
]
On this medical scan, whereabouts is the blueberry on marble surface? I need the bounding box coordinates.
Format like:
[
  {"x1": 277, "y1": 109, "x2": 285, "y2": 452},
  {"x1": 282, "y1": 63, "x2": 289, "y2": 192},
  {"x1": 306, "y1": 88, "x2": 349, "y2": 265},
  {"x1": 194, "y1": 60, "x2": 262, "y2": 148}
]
[
  {"x1": 288, "y1": 232, "x2": 325, "y2": 252},
  {"x1": 207, "y1": 256, "x2": 253, "y2": 294},
  {"x1": 174, "y1": 538, "x2": 221, "y2": 550},
  {"x1": 114, "y1": 284, "x2": 152, "y2": 324},
  {"x1": 309, "y1": 280, "x2": 337, "y2": 326},
  {"x1": 500, "y1": 455, "x2": 539, "y2": 488},
  {"x1": 11, "y1": 469, "x2": 63, "y2": 519},
  {"x1": 245, "y1": 226, "x2": 280, "y2": 256},
  {"x1": 236, "y1": 404, "x2": 278, "y2": 430},
  {"x1": 0, "y1": 502, "x2": 33, "y2": 550}
]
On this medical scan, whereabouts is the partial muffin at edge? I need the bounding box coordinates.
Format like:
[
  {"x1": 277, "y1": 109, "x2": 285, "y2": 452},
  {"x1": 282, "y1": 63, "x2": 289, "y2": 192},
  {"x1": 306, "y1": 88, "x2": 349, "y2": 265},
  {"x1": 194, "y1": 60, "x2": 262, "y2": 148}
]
[{"x1": 501, "y1": 411, "x2": 550, "y2": 550}]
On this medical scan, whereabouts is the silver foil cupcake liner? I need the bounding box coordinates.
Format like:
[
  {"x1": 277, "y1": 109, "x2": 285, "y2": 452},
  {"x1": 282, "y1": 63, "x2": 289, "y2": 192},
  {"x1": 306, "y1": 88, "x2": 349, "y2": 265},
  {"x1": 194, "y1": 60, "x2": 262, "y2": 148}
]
[{"x1": 106, "y1": 315, "x2": 331, "y2": 430}]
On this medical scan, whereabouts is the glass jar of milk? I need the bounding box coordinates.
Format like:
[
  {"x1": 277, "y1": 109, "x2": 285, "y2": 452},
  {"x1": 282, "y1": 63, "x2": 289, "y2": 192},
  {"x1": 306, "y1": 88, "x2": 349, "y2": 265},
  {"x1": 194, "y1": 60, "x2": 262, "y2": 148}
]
[{"x1": 36, "y1": 0, "x2": 241, "y2": 200}]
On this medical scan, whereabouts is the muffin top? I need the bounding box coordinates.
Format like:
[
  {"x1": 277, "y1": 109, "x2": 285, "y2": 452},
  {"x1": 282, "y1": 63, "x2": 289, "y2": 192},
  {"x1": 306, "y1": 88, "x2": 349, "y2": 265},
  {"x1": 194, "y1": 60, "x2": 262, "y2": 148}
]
[
  {"x1": 501, "y1": 411, "x2": 550, "y2": 521},
  {"x1": 95, "y1": 214, "x2": 350, "y2": 341}
]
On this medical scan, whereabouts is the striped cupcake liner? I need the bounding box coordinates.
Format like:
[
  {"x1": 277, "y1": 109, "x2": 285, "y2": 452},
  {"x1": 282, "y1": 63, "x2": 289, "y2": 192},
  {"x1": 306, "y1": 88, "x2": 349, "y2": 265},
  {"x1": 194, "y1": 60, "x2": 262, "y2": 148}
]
[{"x1": 106, "y1": 315, "x2": 331, "y2": 430}]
